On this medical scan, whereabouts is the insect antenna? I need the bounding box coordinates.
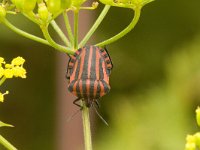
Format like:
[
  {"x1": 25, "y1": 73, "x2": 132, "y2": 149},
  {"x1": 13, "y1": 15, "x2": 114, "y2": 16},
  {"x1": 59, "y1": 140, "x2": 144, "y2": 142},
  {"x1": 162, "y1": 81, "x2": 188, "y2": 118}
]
[
  {"x1": 92, "y1": 104, "x2": 109, "y2": 126},
  {"x1": 66, "y1": 108, "x2": 82, "y2": 122}
]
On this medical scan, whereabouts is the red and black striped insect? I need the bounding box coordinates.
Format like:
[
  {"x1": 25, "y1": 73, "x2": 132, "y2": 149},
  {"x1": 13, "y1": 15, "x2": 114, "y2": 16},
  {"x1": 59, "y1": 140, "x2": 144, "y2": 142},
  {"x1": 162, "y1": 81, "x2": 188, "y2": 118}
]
[{"x1": 66, "y1": 45, "x2": 113, "y2": 108}]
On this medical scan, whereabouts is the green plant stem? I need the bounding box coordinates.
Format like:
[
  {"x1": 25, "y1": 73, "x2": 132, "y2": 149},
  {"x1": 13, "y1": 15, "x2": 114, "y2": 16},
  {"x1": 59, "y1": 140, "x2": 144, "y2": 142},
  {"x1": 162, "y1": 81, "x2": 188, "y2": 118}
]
[
  {"x1": 0, "y1": 135, "x2": 17, "y2": 150},
  {"x1": 63, "y1": 12, "x2": 74, "y2": 47},
  {"x1": 74, "y1": 10, "x2": 79, "y2": 49},
  {"x1": 23, "y1": 11, "x2": 39, "y2": 25},
  {"x1": 41, "y1": 25, "x2": 74, "y2": 54},
  {"x1": 2, "y1": 19, "x2": 50, "y2": 46},
  {"x1": 0, "y1": 76, "x2": 6, "y2": 86},
  {"x1": 81, "y1": 101, "x2": 92, "y2": 150},
  {"x1": 96, "y1": 7, "x2": 141, "y2": 47},
  {"x1": 79, "y1": 5, "x2": 111, "y2": 48},
  {"x1": 50, "y1": 20, "x2": 71, "y2": 47}
]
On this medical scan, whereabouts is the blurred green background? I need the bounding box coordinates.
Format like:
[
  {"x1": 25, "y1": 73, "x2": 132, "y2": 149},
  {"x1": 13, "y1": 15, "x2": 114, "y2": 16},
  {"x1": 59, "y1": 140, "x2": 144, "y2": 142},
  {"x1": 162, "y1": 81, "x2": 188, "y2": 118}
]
[{"x1": 1, "y1": 0, "x2": 200, "y2": 150}]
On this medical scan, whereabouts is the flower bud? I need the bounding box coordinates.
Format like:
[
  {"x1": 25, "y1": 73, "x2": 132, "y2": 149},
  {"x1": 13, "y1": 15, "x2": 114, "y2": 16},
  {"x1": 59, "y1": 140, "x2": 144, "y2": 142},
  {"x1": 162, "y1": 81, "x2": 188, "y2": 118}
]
[
  {"x1": 11, "y1": 0, "x2": 37, "y2": 12},
  {"x1": 0, "y1": 5, "x2": 6, "y2": 20},
  {"x1": 72, "y1": 0, "x2": 87, "y2": 8},
  {"x1": 47, "y1": 0, "x2": 61, "y2": 14},
  {"x1": 38, "y1": 3, "x2": 49, "y2": 22},
  {"x1": 61, "y1": 0, "x2": 71, "y2": 9},
  {"x1": 11, "y1": 0, "x2": 24, "y2": 11},
  {"x1": 23, "y1": 0, "x2": 37, "y2": 12}
]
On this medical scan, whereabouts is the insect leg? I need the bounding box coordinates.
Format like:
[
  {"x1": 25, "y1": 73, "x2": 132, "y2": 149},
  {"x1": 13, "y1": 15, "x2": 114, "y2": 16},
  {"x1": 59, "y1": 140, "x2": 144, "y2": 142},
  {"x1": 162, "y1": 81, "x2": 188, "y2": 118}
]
[
  {"x1": 73, "y1": 97, "x2": 83, "y2": 109},
  {"x1": 94, "y1": 99, "x2": 100, "y2": 108}
]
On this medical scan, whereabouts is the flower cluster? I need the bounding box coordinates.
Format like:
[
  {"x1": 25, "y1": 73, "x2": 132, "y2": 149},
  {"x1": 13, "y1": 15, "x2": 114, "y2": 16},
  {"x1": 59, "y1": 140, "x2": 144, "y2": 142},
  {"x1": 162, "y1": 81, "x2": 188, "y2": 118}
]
[
  {"x1": 0, "y1": 56, "x2": 26, "y2": 79},
  {"x1": 185, "y1": 133, "x2": 200, "y2": 150},
  {"x1": 99, "y1": 0, "x2": 154, "y2": 9},
  {"x1": 0, "y1": 0, "x2": 91, "y2": 24},
  {"x1": 185, "y1": 107, "x2": 200, "y2": 150},
  {"x1": 0, "y1": 56, "x2": 26, "y2": 102}
]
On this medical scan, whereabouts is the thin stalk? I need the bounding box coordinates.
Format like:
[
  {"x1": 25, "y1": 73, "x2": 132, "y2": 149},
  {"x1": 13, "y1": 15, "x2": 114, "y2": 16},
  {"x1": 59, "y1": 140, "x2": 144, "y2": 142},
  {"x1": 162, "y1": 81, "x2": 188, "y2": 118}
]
[
  {"x1": 79, "y1": 5, "x2": 111, "y2": 48},
  {"x1": 0, "y1": 135, "x2": 17, "y2": 150},
  {"x1": 2, "y1": 19, "x2": 50, "y2": 46},
  {"x1": 41, "y1": 26, "x2": 74, "y2": 54},
  {"x1": 0, "y1": 76, "x2": 6, "y2": 86},
  {"x1": 74, "y1": 10, "x2": 79, "y2": 49},
  {"x1": 23, "y1": 11, "x2": 39, "y2": 25},
  {"x1": 81, "y1": 101, "x2": 92, "y2": 150},
  {"x1": 96, "y1": 7, "x2": 141, "y2": 47},
  {"x1": 50, "y1": 20, "x2": 71, "y2": 47},
  {"x1": 63, "y1": 12, "x2": 74, "y2": 47}
]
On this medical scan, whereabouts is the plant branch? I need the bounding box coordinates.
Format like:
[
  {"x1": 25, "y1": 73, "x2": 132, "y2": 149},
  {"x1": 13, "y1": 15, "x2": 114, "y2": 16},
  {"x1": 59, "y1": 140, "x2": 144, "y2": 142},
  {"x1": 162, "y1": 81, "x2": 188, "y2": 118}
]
[
  {"x1": 96, "y1": 7, "x2": 141, "y2": 47},
  {"x1": 74, "y1": 10, "x2": 79, "y2": 49},
  {"x1": 63, "y1": 12, "x2": 74, "y2": 47},
  {"x1": 41, "y1": 25, "x2": 74, "y2": 54},
  {"x1": 79, "y1": 5, "x2": 111, "y2": 48},
  {"x1": 81, "y1": 101, "x2": 92, "y2": 150},
  {"x1": 0, "y1": 76, "x2": 6, "y2": 86},
  {"x1": 2, "y1": 19, "x2": 50, "y2": 46},
  {"x1": 0, "y1": 135, "x2": 17, "y2": 150},
  {"x1": 50, "y1": 20, "x2": 71, "y2": 47}
]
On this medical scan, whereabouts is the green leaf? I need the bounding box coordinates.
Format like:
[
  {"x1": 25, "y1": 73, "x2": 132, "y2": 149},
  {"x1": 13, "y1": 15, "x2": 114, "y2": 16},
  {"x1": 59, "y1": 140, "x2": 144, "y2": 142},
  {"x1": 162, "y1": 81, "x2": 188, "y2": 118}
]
[
  {"x1": 0, "y1": 121, "x2": 14, "y2": 128},
  {"x1": 99, "y1": 0, "x2": 154, "y2": 9}
]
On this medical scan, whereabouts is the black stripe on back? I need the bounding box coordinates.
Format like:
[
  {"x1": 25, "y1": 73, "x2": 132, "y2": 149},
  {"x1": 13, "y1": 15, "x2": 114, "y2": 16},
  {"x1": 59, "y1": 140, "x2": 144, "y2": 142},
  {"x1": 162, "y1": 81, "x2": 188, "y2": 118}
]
[
  {"x1": 82, "y1": 80, "x2": 87, "y2": 98},
  {"x1": 96, "y1": 81, "x2": 101, "y2": 98},
  {"x1": 75, "y1": 56, "x2": 81, "y2": 80},
  {"x1": 76, "y1": 80, "x2": 81, "y2": 97},
  {"x1": 68, "y1": 80, "x2": 76, "y2": 92},
  {"x1": 89, "y1": 80, "x2": 95, "y2": 98},
  {"x1": 90, "y1": 46, "x2": 96, "y2": 80},
  {"x1": 99, "y1": 57, "x2": 104, "y2": 80},
  {"x1": 81, "y1": 47, "x2": 90, "y2": 79}
]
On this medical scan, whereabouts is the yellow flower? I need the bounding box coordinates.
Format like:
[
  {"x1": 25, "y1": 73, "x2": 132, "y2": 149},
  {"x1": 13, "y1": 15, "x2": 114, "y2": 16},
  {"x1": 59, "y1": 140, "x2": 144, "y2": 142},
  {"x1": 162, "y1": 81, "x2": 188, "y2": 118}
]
[
  {"x1": 0, "y1": 91, "x2": 9, "y2": 102},
  {"x1": 13, "y1": 66, "x2": 26, "y2": 78},
  {"x1": 196, "y1": 106, "x2": 200, "y2": 126},
  {"x1": 0, "y1": 57, "x2": 5, "y2": 67},
  {"x1": 0, "y1": 67, "x2": 4, "y2": 78},
  {"x1": 4, "y1": 69, "x2": 14, "y2": 78},
  {"x1": 11, "y1": 56, "x2": 25, "y2": 66}
]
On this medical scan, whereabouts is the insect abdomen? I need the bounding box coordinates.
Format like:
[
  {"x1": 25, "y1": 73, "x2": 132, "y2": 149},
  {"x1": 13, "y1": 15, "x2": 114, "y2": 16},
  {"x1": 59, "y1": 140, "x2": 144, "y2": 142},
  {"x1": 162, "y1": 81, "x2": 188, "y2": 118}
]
[{"x1": 68, "y1": 79, "x2": 110, "y2": 99}]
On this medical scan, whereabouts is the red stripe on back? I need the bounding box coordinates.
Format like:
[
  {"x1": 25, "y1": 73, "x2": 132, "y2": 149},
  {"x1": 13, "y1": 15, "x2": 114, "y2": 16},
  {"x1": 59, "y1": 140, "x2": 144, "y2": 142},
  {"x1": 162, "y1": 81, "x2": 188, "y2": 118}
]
[
  {"x1": 72, "y1": 81, "x2": 78, "y2": 96},
  {"x1": 70, "y1": 58, "x2": 79, "y2": 82},
  {"x1": 78, "y1": 48, "x2": 86, "y2": 80},
  {"x1": 102, "y1": 61, "x2": 109, "y2": 84},
  {"x1": 99, "y1": 81, "x2": 105, "y2": 97},
  {"x1": 96, "y1": 49, "x2": 100, "y2": 80},
  {"x1": 87, "y1": 46, "x2": 93, "y2": 79}
]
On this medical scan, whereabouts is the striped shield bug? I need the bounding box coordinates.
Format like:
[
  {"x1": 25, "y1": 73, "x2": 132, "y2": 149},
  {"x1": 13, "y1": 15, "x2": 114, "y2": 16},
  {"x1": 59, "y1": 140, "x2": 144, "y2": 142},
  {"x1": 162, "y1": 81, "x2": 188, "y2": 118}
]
[{"x1": 66, "y1": 45, "x2": 113, "y2": 108}]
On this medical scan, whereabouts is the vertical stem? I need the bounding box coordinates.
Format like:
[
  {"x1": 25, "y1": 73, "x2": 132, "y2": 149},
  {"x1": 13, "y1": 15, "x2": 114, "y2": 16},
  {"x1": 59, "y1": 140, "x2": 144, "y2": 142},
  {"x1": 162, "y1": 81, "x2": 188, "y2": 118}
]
[
  {"x1": 50, "y1": 20, "x2": 71, "y2": 47},
  {"x1": 0, "y1": 135, "x2": 17, "y2": 150},
  {"x1": 81, "y1": 101, "x2": 92, "y2": 150},
  {"x1": 63, "y1": 12, "x2": 74, "y2": 47},
  {"x1": 74, "y1": 10, "x2": 79, "y2": 49},
  {"x1": 79, "y1": 5, "x2": 111, "y2": 48}
]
